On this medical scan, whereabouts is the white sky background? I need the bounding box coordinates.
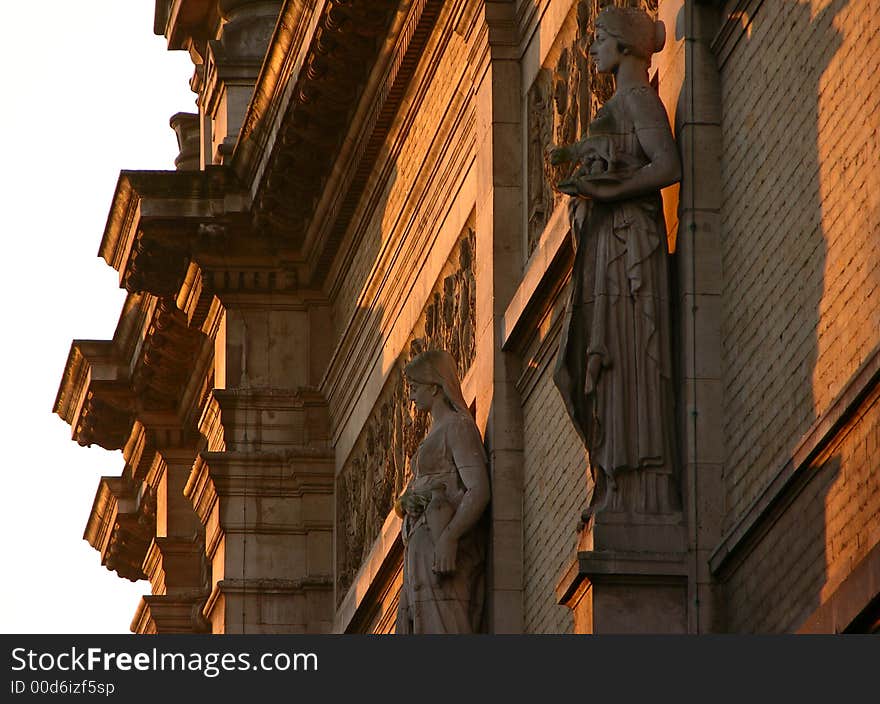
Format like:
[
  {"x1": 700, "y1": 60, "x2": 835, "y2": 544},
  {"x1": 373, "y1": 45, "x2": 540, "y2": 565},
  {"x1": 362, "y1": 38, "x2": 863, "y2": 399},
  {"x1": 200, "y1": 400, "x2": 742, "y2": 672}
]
[{"x1": 0, "y1": 2, "x2": 196, "y2": 633}]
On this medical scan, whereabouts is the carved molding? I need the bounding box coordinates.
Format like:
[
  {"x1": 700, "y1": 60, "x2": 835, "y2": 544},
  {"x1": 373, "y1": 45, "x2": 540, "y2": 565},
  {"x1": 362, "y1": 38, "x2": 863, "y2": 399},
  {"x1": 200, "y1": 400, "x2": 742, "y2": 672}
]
[
  {"x1": 99, "y1": 169, "x2": 244, "y2": 303},
  {"x1": 132, "y1": 299, "x2": 207, "y2": 411},
  {"x1": 202, "y1": 387, "x2": 330, "y2": 452},
  {"x1": 132, "y1": 593, "x2": 212, "y2": 634},
  {"x1": 143, "y1": 536, "x2": 209, "y2": 596},
  {"x1": 253, "y1": 0, "x2": 447, "y2": 285}
]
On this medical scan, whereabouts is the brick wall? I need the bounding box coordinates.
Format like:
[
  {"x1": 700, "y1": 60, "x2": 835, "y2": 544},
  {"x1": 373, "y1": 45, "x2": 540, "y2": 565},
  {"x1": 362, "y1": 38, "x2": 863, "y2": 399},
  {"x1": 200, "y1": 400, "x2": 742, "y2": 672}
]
[
  {"x1": 521, "y1": 294, "x2": 589, "y2": 633},
  {"x1": 719, "y1": 0, "x2": 880, "y2": 630},
  {"x1": 722, "y1": 393, "x2": 880, "y2": 632},
  {"x1": 720, "y1": 0, "x2": 880, "y2": 526}
]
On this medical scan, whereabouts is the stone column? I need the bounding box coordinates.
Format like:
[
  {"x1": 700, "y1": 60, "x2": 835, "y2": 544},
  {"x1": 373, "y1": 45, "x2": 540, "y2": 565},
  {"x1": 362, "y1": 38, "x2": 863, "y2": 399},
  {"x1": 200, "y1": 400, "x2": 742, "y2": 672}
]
[{"x1": 469, "y1": 0, "x2": 526, "y2": 633}]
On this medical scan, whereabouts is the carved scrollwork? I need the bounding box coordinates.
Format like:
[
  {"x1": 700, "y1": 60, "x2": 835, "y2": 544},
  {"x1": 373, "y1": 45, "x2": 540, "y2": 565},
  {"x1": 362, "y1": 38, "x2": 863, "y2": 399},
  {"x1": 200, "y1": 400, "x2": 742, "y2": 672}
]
[
  {"x1": 131, "y1": 300, "x2": 206, "y2": 411},
  {"x1": 104, "y1": 484, "x2": 156, "y2": 582},
  {"x1": 76, "y1": 393, "x2": 134, "y2": 451},
  {"x1": 123, "y1": 234, "x2": 190, "y2": 299}
]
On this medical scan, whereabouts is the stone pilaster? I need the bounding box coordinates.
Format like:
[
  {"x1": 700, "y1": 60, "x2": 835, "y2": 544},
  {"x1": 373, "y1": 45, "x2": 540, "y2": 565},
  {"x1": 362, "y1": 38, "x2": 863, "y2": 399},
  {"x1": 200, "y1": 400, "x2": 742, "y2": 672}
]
[
  {"x1": 187, "y1": 291, "x2": 334, "y2": 633},
  {"x1": 670, "y1": 0, "x2": 725, "y2": 633},
  {"x1": 468, "y1": 0, "x2": 526, "y2": 633}
]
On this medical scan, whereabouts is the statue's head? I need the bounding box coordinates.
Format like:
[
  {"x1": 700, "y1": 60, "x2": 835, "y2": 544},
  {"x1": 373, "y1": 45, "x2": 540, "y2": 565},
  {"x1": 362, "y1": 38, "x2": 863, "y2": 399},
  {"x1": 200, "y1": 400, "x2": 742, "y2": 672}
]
[
  {"x1": 594, "y1": 7, "x2": 666, "y2": 64},
  {"x1": 404, "y1": 350, "x2": 468, "y2": 414}
]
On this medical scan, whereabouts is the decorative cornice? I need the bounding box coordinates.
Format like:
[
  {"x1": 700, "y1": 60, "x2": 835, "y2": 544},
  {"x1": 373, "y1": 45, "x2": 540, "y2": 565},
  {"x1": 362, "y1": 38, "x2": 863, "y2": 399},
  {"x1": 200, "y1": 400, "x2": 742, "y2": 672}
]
[
  {"x1": 251, "y1": 0, "x2": 402, "y2": 241},
  {"x1": 55, "y1": 293, "x2": 207, "y2": 453},
  {"x1": 246, "y1": 0, "x2": 452, "y2": 286},
  {"x1": 234, "y1": 0, "x2": 320, "y2": 187},
  {"x1": 54, "y1": 340, "x2": 135, "y2": 451},
  {"x1": 302, "y1": 0, "x2": 446, "y2": 283},
  {"x1": 131, "y1": 299, "x2": 207, "y2": 411},
  {"x1": 99, "y1": 169, "x2": 244, "y2": 299}
]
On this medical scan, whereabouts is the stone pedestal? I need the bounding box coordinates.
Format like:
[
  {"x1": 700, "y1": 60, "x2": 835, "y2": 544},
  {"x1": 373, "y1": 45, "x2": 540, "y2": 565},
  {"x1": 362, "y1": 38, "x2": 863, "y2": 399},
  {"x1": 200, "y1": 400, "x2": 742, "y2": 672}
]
[{"x1": 556, "y1": 511, "x2": 688, "y2": 634}]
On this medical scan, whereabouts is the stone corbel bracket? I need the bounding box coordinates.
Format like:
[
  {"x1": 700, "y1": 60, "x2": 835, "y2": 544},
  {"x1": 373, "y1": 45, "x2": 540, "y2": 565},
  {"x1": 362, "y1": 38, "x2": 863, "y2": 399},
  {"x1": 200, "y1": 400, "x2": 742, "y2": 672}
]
[
  {"x1": 55, "y1": 294, "x2": 208, "y2": 452},
  {"x1": 83, "y1": 477, "x2": 157, "y2": 582},
  {"x1": 54, "y1": 340, "x2": 135, "y2": 451},
  {"x1": 131, "y1": 299, "x2": 208, "y2": 413},
  {"x1": 99, "y1": 169, "x2": 245, "y2": 301}
]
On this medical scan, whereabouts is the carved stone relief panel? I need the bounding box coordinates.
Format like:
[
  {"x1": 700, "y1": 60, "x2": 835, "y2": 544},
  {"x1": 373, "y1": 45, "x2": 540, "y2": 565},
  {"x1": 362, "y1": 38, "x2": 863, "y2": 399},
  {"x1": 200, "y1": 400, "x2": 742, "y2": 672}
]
[
  {"x1": 526, "y1": 0, "x2": 659, "y2": 257},
  {"x1": 336, "y1": 227, "x2": 476, "y2": 604}
]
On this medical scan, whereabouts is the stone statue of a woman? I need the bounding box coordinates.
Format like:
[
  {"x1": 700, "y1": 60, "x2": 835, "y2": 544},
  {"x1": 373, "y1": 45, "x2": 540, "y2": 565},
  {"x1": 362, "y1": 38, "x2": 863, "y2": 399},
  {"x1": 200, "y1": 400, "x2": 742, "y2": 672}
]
[
  {"x1": 394, "y1": 350, "x2": 489, "y2": 634},
  {"x1": 551, "y1": 6, "x2": 681, "y2": 520}
]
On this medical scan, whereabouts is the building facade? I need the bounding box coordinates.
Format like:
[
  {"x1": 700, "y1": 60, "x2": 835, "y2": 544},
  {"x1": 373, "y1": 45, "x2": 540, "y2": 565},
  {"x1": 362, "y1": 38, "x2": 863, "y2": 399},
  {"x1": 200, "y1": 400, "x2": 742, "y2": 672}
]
[{"x1": 53, "y1": 0, "x2": 880, "y2": 633}]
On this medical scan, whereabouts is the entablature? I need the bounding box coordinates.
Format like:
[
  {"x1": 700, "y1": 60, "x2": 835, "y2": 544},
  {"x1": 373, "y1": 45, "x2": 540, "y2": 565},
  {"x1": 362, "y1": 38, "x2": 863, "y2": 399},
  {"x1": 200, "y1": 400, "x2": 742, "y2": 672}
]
[{"x1": 235, "y1": 0, "x2": 432, "y2": 285}]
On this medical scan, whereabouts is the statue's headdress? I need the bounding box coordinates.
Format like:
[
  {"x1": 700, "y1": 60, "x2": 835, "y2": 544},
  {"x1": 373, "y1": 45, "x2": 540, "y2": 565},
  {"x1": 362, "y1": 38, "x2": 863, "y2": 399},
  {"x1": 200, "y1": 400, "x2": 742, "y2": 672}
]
[
  {"x1": 404, "y1": 350, "x2": 468, "y2": 414},
  {"x1": 595, "y1": 7, "x2": 666, "y2": 61}
]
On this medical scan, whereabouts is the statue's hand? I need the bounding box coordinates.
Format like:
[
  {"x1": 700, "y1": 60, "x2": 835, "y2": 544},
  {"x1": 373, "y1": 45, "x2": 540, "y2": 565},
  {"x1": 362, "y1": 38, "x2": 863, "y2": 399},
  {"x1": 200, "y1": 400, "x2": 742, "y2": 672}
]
[
  {"x1": 557, "y1": 178, "x2": 581, "y2": 197},
  {"x1": 558, "y1": 176, "x2": 619, "y2": 201},
  {"x1": 395, "y1": 490, "x2": 429, "y2": 517},
  {"x1": 433, "y1": 533, "x2": 458, "y2": 575}
]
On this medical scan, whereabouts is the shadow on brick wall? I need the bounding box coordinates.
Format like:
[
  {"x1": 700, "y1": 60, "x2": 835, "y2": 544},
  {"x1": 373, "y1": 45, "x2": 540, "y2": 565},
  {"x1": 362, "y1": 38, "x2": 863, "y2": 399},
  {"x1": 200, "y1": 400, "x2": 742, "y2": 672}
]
[{"x1": 705, "y1": 0, "x2": 852, "y2": 631}]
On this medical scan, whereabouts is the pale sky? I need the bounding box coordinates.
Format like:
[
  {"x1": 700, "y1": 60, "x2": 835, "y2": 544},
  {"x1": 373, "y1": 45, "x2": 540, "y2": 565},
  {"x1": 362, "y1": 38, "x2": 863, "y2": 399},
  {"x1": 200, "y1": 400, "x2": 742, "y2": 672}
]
[{"x1": 0, "y1": 2, "x2": 196, "y2": 633}]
